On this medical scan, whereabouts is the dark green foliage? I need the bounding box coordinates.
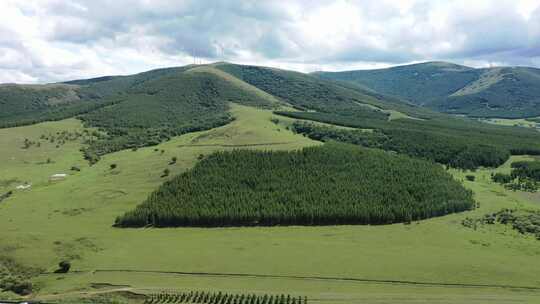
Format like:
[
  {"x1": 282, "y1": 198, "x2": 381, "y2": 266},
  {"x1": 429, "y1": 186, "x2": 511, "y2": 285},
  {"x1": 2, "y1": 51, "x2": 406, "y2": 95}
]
[
  {"x1": 431, "y1": 67, "x2": 540, "y2": 118},
  {"x1": 492, "y1": 173, "x2": 513, "y2": 184},
  {"x1": 110, "y1": 164, "x2": 117, "y2": 170},
  {"x1": 116, "y1": 143, "x2": 474, "y2": 227},
  {"x1": 463, "y1": 209, "x2": 540, "y2": 240},
  {"x1": 289, "y1": 119, "x2": 514, "y2": 170},
  {"x1": 0, "y1": 72, "x2": 144, "y2": 129},
  {"x1": 315, "y1": 62, "x2": 477, "y2": 106},
  {"x1": 315, "y1": 62, "x2": 540, "y2": 118},
  {"x1": 274, "y1": 110, "x2": 386, "y2": 129},
  {"x1": 0, "y1": 191, "x2": 13, "y2": 203},
  {"x1": 55, "y1": 260, "x2": 71, "y2": 273},
  {"x1": 491, "y1": 161, "x2": 540, "y2": 192},
  {"x1": 466, "y1": 175, "x2": 476, "y2": 182},
  {"x1": 216, "y1": 63, "x2": 410, "y2": 118},
  {"x1": 291, "y1": 122, "x2": 387, "y2": 149},
  {"x1": 510, "y1": 161, "x2": 540, "y2": 181},
  {"x1": 0, "y1": 83, "x2": 126, "y2": 128},
  {"x1": 0, "y1": 256, "x2": 37, "y2": 295},
  {"x1": 381, "y1": 128, "x2": 511, "y2": 170},
  {"x1": 144, "y1": 291, "x2": 306, "y2": 304}
]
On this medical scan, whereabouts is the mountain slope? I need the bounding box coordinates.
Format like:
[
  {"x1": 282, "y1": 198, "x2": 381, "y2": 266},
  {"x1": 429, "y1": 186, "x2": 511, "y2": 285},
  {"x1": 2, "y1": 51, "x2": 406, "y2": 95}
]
[
  {"x1": 215, "y1": 63, "x2": 432, "y2": 119},
  {"x1": 78, "y1": 66, "x2": 279, "y2": 162},
  {"x1": 1, "y1": 63, "x2": 414, "y2": 163},
  {"x1": 0, "y1": 83, "x2": 105, "y2": 127},
  {"x1": 431, "y1": 67, "x2": 540, "y2": 117},
  {"x1": 2, "y1": 62, "x2": 540, "y2": 170},
  {"x1": 315, "y1": 62, "x2": 540, "y2": 118},
  {"x1": 0, "y1": 66, "x2": 192, "y2": 128}
]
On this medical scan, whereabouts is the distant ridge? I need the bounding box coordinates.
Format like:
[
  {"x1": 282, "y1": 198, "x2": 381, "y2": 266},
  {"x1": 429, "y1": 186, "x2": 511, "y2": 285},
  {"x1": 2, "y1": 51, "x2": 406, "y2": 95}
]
[{"x1": 314, "y1": 61, "x2": 540, "y2": 118}]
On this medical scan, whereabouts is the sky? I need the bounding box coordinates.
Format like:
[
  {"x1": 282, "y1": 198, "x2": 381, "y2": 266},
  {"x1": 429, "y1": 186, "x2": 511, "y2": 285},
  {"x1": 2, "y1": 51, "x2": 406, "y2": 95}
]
[{"x1": 1, "y1": 0, "x2": 539, "y2": 83}]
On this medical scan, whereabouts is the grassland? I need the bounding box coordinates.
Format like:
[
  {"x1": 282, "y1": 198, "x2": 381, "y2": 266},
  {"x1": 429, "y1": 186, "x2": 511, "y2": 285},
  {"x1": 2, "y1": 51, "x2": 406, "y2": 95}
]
[
  {"x1": 1, "y1": 105, "x2": 540, "y2": 303},
  {"x1": 479, "y1": 117, "x2": 539, "y2": 129}
]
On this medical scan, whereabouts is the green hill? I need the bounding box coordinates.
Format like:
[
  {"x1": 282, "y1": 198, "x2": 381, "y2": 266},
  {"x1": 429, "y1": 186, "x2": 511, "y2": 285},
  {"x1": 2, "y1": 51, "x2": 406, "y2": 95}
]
[
  {"x1": 2, "y1": 63, "x2": 540, "y2": 303},
  {"x1": 314, "y1": 62, "x2": 540, "y2": 118},
  {"x1": 1, "y1": 62, "x2": 540, "y2": 170},
  {"x1": 0, "y1": 63, "x2": 420, "y2": 162},
  {"x1": 0, "y1": 66, "x2": 192, "y2": 128}
]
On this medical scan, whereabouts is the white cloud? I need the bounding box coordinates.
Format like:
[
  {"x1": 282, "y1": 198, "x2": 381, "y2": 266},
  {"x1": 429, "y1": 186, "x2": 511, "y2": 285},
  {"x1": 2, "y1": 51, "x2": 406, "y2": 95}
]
[{"x1": 0, "y1": 0, "x2": 538, "y2": 83}]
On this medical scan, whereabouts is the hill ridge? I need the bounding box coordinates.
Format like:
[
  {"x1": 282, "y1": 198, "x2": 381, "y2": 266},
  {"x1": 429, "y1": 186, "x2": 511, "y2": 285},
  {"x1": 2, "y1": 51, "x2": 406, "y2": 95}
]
[{"x1": 315, "y1": 61, "x2": 540, "y2": 118}]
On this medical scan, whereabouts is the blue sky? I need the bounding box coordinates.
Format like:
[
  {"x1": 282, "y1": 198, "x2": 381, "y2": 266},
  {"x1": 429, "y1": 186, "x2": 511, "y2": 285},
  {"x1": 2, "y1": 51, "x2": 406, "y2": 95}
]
[{"x1": 1, "y1": 0, "x2": 539, "y2": 83}]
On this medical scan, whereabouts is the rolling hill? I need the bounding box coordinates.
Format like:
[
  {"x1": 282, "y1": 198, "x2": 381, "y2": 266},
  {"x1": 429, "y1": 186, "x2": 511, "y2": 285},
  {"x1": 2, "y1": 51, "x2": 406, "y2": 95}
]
[
  {"x1": 314, "y1": 61, "x2": 540, "y2": 118},
  {"x1": 0, "y1": 63, "x2": 423, "y2": 162},
  {"x1": 1, "y1": 62, "x2": 540, "y2": 303},
  {"x1": 1, "y1": 62, "x2": 540, "y2": 169}
]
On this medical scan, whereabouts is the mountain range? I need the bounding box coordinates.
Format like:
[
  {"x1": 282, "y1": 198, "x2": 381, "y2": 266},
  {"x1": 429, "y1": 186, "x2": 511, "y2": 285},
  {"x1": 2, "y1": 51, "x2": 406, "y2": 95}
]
[{"x1": 314, "y1": 61, "x2": 540, "y2": 118}]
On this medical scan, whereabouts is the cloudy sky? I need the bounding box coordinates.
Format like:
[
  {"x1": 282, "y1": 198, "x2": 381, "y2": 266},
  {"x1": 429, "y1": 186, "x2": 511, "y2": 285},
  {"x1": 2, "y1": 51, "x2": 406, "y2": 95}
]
[{"x1": 1, "y1": 0, "x2": 539, "y2": 83}]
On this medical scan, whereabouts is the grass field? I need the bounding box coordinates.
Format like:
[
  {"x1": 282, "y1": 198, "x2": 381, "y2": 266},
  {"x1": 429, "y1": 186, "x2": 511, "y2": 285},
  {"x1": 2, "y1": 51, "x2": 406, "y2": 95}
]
[
  {"x1": 1, "y1": 104, "x2": 540, "y2": 303},
  {"x1": 479, "y1": 117, "x2": 539, "y2": 129}
]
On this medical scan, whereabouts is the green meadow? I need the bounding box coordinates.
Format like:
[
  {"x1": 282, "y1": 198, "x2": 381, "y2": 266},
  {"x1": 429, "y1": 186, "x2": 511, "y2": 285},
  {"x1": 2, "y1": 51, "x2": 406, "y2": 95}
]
[{"x1": 1, "y1": 104, "x2": 540, "y2": 303}]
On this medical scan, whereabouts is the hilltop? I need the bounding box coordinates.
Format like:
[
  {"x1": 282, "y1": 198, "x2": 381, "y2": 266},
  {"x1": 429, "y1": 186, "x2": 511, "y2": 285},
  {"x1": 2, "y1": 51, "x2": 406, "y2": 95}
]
[{"x1": 314, "y1": 61, "x2": 540, "y2": 118}]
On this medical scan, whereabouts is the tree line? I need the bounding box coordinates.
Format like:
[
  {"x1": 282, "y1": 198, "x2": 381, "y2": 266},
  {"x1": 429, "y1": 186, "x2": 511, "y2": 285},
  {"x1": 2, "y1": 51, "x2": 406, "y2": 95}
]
[
  {"x1": 145, "y1": 291, "x2": 307, "y2": 304},
  {"x1": 280, "y1": 109, "x2": 540, "y2": 169},
  {"x1": 290, "y1": 121, "x2": 510, "y2": 170},
  {"x1": 492, "y1": 160, "x2": 540, "y2": 192}
]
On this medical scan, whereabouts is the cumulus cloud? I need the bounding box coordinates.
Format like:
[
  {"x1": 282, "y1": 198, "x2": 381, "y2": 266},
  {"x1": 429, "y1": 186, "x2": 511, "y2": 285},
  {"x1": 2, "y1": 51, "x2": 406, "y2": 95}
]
[{"x1": 0, "y1": 0, "x2": 539, "y2": 83}]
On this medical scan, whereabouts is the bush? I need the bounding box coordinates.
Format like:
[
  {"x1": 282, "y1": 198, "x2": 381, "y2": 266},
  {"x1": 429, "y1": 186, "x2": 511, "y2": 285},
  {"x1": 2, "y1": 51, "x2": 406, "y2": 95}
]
[
  {"x1": 110, "y1": 164, "x2": 117, "y2": 170},
  {"x1": 162, "y1": 168, "x2": 170, "y2": 177},
  {"x1": 465, "y1": 175, "x2": 476, "y2": 182},
  {"x1": 0, "y1": 257, "x2": 36, "y2": 296},
  {"x1": 492, "y1": 173, "x2": 513, "y2": 184},
  {"x1": 55, "y1": 260, "x2": 71, "y2": 273},
  {"x1": 0, "y1": 276, "x2": 33, "y2": 295},
  {"x1": 0, "y1": 191, "x2": 13, "y2": 203}
]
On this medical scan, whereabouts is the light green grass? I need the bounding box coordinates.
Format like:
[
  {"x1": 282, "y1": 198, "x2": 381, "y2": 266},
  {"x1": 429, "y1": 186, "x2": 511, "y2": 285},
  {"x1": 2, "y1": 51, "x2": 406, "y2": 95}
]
[
  {"x1": 479, "y1": 117, "x2": 539, "y2": 129},
  {"x1": 451, "y1": 68, "x2": 504, "y2": 97},
  {"x1": 355, "y1": 102, "x2": 423, "y2": 121},
  {"x1": 1, "y1": 105, "x2": 540, "y2": 303}
]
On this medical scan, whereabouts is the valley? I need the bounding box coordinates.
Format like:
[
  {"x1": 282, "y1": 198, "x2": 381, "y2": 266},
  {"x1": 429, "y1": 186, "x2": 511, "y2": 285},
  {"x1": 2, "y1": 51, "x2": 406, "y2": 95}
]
[{"x1": 0, "y1": 104, "x2": 539, "y2": 303}]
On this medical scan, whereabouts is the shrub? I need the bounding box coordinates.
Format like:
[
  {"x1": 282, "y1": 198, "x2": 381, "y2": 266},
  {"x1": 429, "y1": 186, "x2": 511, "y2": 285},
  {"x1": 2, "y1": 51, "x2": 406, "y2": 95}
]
[
  {"x1": 162, "y1": 168, "x2": 170, "y2": 177},
  {"x1": 55, "y1": 260, "x2": 71, "y2": 273},
  {"x1": 492, "y1": 173, "x2": 513, "y2": 184}
]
